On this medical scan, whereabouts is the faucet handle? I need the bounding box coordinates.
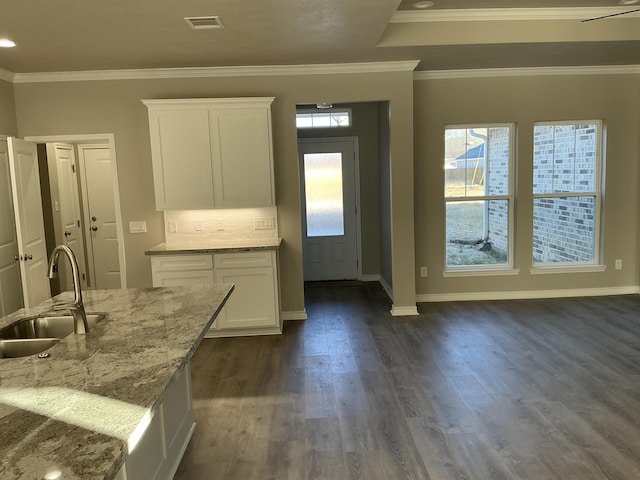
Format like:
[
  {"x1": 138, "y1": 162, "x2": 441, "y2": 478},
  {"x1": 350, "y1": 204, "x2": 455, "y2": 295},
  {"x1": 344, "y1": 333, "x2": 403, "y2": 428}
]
[{"x1": 52, "y1": 302, "x2": 72, "y2": 311}]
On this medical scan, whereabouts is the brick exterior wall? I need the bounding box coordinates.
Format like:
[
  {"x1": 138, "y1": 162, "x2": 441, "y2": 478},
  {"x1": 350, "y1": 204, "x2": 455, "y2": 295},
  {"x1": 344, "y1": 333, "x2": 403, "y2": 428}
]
[
  {"x1": 532, "y1": 124, "x2": 598, "y2": 263},
  {"x1": 486, "y1": 127, "x2": 511, "y2": 258}
]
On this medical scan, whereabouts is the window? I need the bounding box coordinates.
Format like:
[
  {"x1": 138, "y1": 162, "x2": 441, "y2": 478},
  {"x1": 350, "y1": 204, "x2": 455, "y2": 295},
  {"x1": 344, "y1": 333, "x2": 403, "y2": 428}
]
[
  {"x1": 444, "y1": 125, "x2": 514, "y2": 269},
  {"x1": 303, "y1": 152, "x2": 344, "y2": 237},
  {"x1": 532, "y1": 120, "x2": 603, "y2": 266},
  {"x1": 296, "y1": 109, "x2": 351, "y2": 129}
]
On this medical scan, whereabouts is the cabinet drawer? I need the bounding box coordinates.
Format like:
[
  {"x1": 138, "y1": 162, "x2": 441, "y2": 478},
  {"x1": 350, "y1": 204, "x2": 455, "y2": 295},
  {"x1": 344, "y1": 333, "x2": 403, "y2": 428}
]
[
  {"x1": 214, "y1": 251, "x2": 273, "y2": 269},
  {"x1": 151, "y1": 254, "x2": 213, "y2": 272}
]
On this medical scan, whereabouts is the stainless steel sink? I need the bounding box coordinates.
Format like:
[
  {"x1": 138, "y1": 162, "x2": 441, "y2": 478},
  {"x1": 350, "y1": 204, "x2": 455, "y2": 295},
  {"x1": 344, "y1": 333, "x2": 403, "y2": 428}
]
[
  {"x1": 0, "y1": 338, "x2": 61, "y2": 358},
  {"x1": 0, "y1": 313, "x2": 106, "y2": 358}
]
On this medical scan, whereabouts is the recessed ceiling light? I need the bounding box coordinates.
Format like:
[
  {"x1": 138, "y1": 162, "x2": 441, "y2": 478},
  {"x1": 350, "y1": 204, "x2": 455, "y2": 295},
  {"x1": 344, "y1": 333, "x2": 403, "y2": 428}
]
[
  {"x1": 619, "y1": 0, "x2": 639, "y2": 5},
  {"x1": 413, "y1": 1, "x2": 435, "y2": 8},
  {"x1": 0, "y1": 38, "x2": 16, "y2": 48}
]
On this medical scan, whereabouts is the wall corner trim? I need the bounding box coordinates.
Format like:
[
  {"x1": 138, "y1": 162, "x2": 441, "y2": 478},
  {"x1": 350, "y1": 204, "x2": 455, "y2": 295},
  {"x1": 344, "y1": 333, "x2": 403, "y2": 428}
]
[
  {"x1": 390, "y1": 305, "x2": 419, "y2": 316},
  {"x1": 281, "y1": 310, "x2": 307, "y2": 321},
  {"x1": 0, "y1": 68, "x2": 14, "y2": 83},
  {"x1": 414, "y1": 64, "x2": 640, "y2": 81},
  {"x1": 391, "y1": 7, "x2": 640, "y2": 23},
  {"x1": 10, "y1": 61, "x2": 421, "y2": 84}
]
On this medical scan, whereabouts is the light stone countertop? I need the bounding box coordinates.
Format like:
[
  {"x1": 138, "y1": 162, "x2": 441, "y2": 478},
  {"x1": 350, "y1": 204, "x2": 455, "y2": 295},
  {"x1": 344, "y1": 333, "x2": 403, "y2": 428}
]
[
  {"x1": 145, "y1": 238, "x2": 282, "y2": 255},
  {"x1": 0, "y1": 284, "x2": 234, "y2": 480}
]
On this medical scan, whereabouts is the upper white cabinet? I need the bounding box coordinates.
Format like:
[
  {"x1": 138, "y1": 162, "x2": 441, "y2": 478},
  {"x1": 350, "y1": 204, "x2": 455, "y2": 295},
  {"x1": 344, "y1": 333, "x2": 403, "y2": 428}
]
[{"x1": 143, "y1": 98, "x2": 276, "y2": 210}]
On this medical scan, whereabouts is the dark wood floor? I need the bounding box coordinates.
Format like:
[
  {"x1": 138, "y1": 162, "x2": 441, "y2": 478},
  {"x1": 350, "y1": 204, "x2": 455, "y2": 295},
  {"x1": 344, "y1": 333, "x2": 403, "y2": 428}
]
[{"x1": 175, "y1": 282, "x2": 640, "y2": 480}]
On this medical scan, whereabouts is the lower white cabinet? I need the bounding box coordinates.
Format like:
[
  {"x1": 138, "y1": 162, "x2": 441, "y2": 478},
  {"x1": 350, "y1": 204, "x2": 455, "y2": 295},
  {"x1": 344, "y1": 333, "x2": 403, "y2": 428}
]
[
  {"x1": 115, "y1": 363, "x2": 195, "y2": 480},
  {"x1": 150, "y1": 250, "x2": 280, "y2": 337}
]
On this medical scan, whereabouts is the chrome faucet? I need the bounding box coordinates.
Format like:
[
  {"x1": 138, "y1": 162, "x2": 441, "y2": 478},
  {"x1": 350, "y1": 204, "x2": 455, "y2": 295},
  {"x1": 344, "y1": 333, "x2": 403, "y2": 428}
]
[{"x1": 48, "y1": 245, "x2": 89, "y2": 334}]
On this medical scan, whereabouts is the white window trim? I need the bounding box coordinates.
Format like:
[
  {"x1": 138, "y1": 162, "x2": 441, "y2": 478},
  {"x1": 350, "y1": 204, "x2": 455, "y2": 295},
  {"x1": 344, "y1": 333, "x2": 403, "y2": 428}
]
[
  {"x1": 444, "y1": 123, "x2": 516, "y2": 273},
  {"x1": 443, "y1": 267, "x2": 520, "y2": 278},
  {"x1": 530, "y1": 264, "x2": 606, "y2": 275},
  {"x1": 531, "y1": 119, "x2": 604, "y2": 268},
  {"x1": 296, "y1": 107, "x2": 352, "y2": 129}
]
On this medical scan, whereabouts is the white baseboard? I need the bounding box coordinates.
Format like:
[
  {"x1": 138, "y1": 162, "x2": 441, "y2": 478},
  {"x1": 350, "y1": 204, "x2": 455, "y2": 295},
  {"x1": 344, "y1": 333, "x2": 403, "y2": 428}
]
[
  {"x1": 416, "y1": 285, "x2": 639, "y2": 303},
  {"x1": 281, "y1": 310, "x2": 307, "y2": 321},
  {"x1": 390, "y1": 305, "x2": 419, "y2": 316},
  {"x1": 379, "y1": 276, "x2": 393, "y2": 301},
  {"x1": 360, "y1": 274, "x2": 381, "y2": 282}
]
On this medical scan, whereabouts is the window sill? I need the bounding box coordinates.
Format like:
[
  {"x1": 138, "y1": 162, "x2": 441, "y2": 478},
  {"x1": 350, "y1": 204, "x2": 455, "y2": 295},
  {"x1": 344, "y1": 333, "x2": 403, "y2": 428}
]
[
  {"x1": 442, "y1": 268, "x2": 520, "y2": 278},
  {"x1": 529, "y1": 265, "x2": 606, "y2": 275}
]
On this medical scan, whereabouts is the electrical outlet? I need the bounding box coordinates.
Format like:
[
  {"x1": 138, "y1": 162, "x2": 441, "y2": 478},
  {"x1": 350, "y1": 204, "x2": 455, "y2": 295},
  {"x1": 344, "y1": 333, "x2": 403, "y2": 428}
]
[
  {"x1": 194, "y1": 220, "x2": 204, "y2": 231},
  {"x1": 167, "y1": 220, "x2": 178, "y2": 234},
  {"x1": 615, "y1": 259, "x2": 622, "y2": 270},
  {"x1": 420, "y1": 266, "x2": 428, "y2": 277},
  {"x1": 254, "y1": 217, "x2": 276, "y2": 230}
]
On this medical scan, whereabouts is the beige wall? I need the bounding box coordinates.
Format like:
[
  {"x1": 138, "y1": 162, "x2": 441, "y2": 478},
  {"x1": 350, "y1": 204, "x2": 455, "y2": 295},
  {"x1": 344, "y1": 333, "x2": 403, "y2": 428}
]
[
  {"x1": 414, "y1": 74, "x2": 640, "y2": 296},
  {"x1": 0, "y1": 80, "x2": 17, "y2": 136},
  {"x1": 297, "y1": 101, "x2": 382, "y2": 276},
  {"x1": 13, "y1": 71, "x2": 416, "y2": 313}
]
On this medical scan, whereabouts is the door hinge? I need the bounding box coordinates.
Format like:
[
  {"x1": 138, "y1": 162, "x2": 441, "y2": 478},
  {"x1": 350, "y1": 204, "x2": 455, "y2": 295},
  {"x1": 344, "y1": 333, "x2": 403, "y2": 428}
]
[
  {"x1": 82, "y1": 273, "x2": 86, "y2": 280},
  {"x1": 71, "y1": 164, "x2": 76, "y2": 173},
  {"x1": 77, "y1": 220, "x2": 80, "y2": 227}
]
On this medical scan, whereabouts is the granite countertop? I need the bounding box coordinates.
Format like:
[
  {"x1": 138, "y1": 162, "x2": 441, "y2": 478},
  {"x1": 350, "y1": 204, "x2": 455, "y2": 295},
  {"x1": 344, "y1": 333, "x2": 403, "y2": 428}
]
[
  {"x1": 145, "y1": 238, "x2": 282, "y2": 255},
  {"x1": 0, "y1": 284, "x2": 233, "y2": 480}
]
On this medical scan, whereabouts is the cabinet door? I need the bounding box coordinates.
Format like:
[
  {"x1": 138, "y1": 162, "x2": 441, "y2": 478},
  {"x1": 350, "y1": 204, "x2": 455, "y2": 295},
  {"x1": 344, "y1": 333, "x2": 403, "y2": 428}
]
[
  {"x1": 152, "y1": 270, "x2": 214, "y2": 287},
  {"x1": 214, "y1": 265, "x2": 278, "y2": 329},
  {"x1": 148, "y1": 109, "x2": 215, "y2": 209},
  {"x1": 150, "y1": 254, "x2": 214, "y2": 287},
  {"x1": 210, "y1": 107, "x2": 274, "y2": 208}
]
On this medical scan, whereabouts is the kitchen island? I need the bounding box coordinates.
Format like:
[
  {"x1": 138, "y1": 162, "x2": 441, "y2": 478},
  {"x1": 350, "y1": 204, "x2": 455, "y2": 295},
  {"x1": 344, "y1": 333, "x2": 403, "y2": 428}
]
[{"x1": 0, "y1": 284, "x2": 233, "y2": 480}]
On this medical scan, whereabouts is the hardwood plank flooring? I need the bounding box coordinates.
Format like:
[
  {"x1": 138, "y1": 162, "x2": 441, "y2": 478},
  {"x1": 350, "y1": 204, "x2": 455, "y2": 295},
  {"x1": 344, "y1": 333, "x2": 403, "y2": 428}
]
[{"x1": 175, "y1": 282, "x2": 640, "y2": 479}]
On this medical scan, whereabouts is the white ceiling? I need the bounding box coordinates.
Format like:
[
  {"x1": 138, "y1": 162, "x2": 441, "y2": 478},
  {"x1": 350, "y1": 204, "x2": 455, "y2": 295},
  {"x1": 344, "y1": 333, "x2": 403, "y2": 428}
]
[{"x1": 0, "y1": 0, "x2": 639, "y2": 74}]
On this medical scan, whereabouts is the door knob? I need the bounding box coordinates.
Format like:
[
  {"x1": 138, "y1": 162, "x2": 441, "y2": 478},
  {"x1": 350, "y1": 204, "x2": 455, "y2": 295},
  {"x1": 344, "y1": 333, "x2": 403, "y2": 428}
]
[
  {"x1": 25, "y1": 254, "x2": 33, "y2": 261},
  {"x1": 91, "y1": 216, "x2": 97, "y2": 222},
  {"x1": 64, "y1": 231, "x2": 71, "y2": 237},
  {"x1": 14, "y1": 255, "x2": 21, "y2": 261},
  {"x1": 91, "y1": 226, "x2": 98, "y2": 231}
]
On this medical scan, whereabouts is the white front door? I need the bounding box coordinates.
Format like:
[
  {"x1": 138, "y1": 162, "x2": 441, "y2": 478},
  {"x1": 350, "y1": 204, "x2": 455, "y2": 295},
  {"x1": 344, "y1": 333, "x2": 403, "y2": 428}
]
[
  {"x1": 8, "y1": 137, "x2": 51, "y2": 307},
  {"x1": 50, "y1": 143, "x2": 88, "y2": 291},
  {"x1": 78, "y1": 145, "x2": 121, "y2": 289},
  {"x1": 299, "y1": 138, "x2": 358, "y2": 281},
  {"x1": 0, "y1": 139, "x2": 23, "y2": 316}
]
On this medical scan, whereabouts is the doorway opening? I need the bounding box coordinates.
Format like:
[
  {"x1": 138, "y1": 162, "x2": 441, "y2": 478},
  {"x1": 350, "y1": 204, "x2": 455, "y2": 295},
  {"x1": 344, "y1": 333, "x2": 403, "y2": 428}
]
[
  {"x1": 27, "y1": 134, "x2": 126, "y2": 295},
  {"x1": 296, "y1": 101, "x2": 392, "y2": 298}
]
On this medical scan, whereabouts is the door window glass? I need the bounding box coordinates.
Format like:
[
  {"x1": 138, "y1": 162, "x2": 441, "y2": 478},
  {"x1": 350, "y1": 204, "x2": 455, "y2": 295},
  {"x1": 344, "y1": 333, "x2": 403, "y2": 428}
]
[{"x1": 303, "y1": 152, "x2": 344, "y2": 237}]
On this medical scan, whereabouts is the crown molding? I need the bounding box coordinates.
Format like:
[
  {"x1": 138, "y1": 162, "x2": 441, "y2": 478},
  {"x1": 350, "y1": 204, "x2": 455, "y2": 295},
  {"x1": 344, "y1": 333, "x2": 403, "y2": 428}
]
[
  {"x1": 10, "y1": 61, "x2": 420, "y2": 84},
  {"x1": 0, "y1": 68, "x2": 14, "y2": 83},
  {"x1": 392, "y1": 7, "x2": 640, "y2": 23},
  {"x1": 414, "y1": 64, "x2": 640, "y2": 80}
]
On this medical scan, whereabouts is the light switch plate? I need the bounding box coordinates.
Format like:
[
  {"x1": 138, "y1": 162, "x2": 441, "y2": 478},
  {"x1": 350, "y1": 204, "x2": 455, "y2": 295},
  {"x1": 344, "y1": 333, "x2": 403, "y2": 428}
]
[
  {"x1": 129, "y1": 221, "x2": 147, "y2": 233},
  {"x1": 167, "y1": 220, "x2": 178, "y2": 234}
]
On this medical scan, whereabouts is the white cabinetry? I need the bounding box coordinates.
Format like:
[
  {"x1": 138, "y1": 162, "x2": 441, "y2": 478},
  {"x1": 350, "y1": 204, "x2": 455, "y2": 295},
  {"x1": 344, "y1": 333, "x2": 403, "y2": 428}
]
[
  {"x1": 150, "y1": 250, "x2": 280, "y2": 337},
  {"x1": 151, "y1": 255, "x2": 214, "y2": 287},
  {"x1": 213, "y1": 252, "x2": 279, "y2": 332},
  {"x1": 143, "y1": 98, "x2": 275, "y2": 210},
  {"x1": 116, "y1": 363, "x2": 195, "y2": 480}
]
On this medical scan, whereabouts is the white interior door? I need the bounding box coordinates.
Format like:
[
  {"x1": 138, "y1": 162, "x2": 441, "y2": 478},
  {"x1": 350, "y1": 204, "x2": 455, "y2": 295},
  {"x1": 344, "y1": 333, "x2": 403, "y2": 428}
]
[
  {"x1": 78, "y1": 145, "x2": 121, "y2": 289},
  {"x1": 8, "y1": 137, "x2": 51, "y2": 307},
  {"x1": 299, "y1": 138, "x2": 358, "y2": 281},
  {"x1": 50, "y1": 143, "x2": 88, "y2": 291},
  {"x1": 0, "y1": 138, "x2": 23, "y2": 316}
]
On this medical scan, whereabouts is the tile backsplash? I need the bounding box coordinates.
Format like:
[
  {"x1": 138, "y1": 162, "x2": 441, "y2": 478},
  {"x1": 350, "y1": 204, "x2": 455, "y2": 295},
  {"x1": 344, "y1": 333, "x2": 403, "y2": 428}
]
[{"x1": 164, "y1": 207, "x2": 278, "y2": 246}]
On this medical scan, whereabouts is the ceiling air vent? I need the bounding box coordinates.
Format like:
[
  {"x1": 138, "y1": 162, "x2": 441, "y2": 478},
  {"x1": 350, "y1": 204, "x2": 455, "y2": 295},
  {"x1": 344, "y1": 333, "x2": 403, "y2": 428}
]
[{"x1": 184, "y1": 16, "x2": 224, "y2": 29}]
